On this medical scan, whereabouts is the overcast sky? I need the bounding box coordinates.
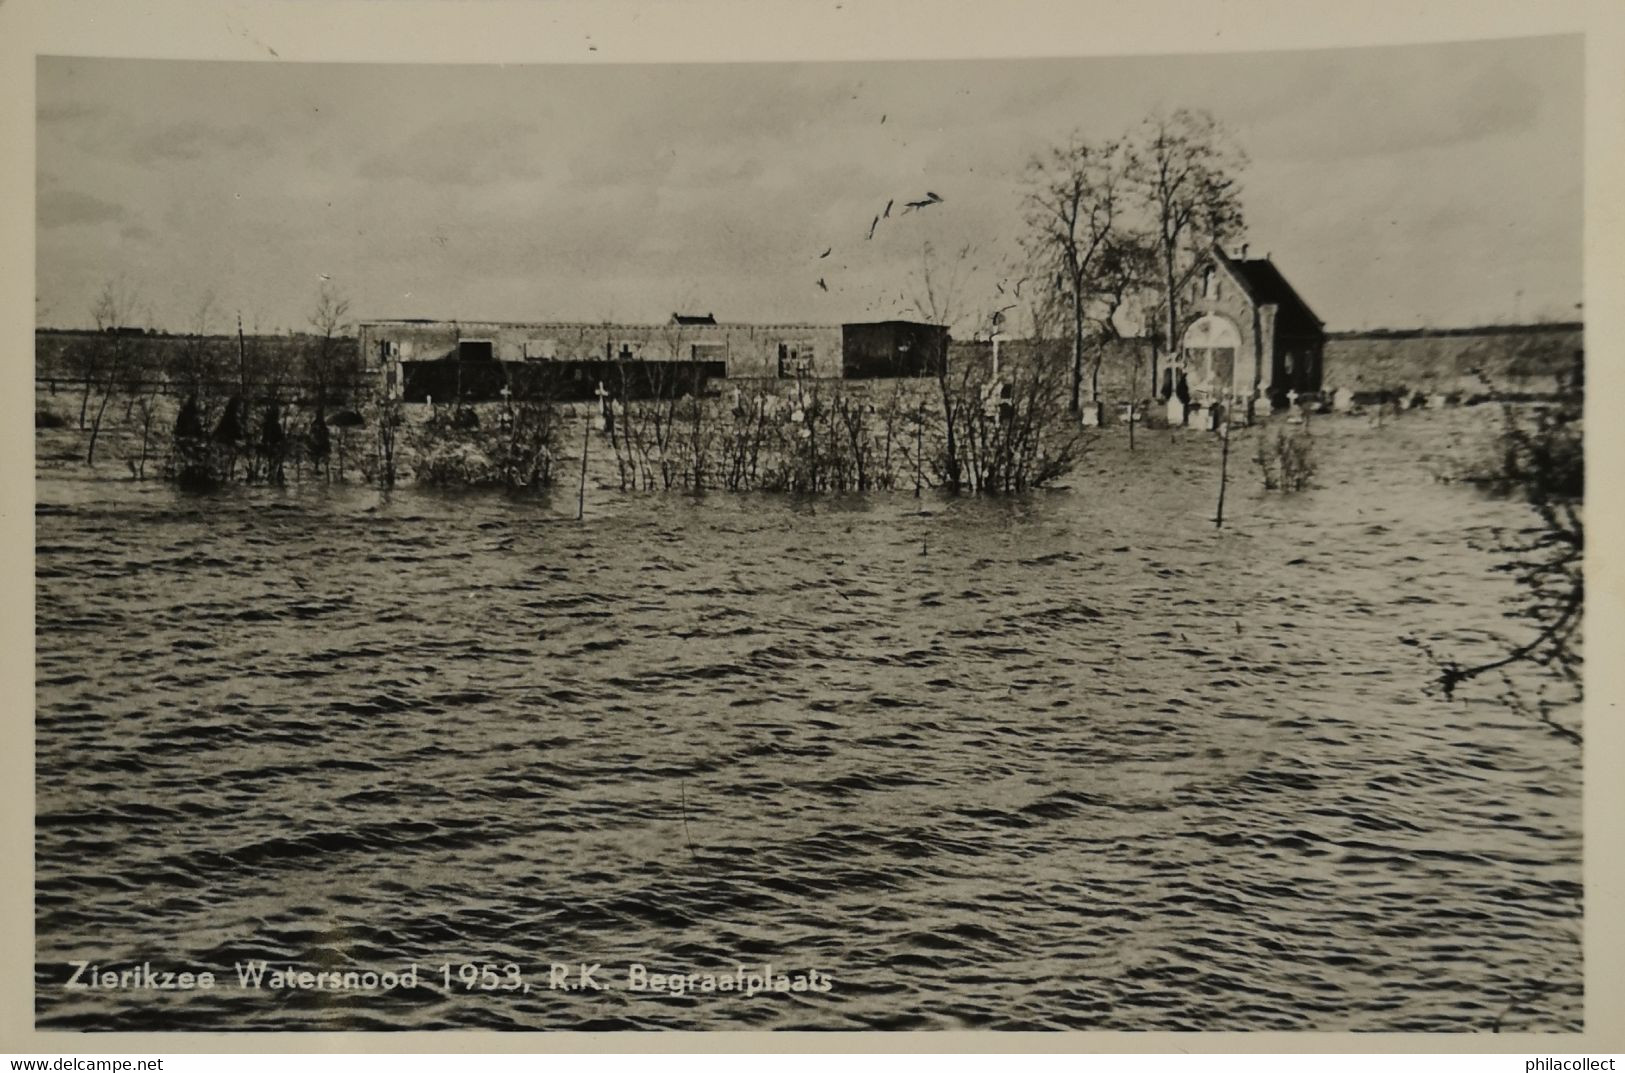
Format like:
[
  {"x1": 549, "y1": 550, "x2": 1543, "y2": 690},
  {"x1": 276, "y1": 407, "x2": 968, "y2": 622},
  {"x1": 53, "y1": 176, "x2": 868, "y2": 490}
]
[{"x1": 36, "y1": 35, "x2": 1581, "y2": 334}]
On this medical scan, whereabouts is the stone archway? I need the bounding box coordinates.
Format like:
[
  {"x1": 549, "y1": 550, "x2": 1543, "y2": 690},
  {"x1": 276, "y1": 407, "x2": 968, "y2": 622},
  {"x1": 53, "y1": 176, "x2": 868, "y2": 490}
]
[{"x1": 1179, "y1": 314, "x2": 1242, "y2": 402}]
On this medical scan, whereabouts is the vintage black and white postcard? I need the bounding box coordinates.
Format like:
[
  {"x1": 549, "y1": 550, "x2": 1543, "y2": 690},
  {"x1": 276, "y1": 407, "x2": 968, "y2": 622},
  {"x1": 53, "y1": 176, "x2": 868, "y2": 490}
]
[{"x1": 7, "y1": 0, "x2": 1622, "y2": 1052}]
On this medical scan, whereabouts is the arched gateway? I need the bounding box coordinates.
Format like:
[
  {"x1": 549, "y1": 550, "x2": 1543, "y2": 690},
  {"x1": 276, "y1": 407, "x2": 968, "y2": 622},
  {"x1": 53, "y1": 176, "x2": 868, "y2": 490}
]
[{"x1": 1179, "y1": 313, "x2": 1243, "y2": 402}]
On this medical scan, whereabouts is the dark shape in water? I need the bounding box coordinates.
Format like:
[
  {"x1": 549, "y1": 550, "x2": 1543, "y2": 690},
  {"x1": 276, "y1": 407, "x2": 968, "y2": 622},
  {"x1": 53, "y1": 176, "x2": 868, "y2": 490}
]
[
  {"x1": 173, "y1": 395, "x2": 205, "y2": 442},
  {"x1": 212, "y1": 397, "x2": 246, "y2": 445},
  {"x1": 170, "y1": 393, "x2": 217, "y2": 488},
  {"x1": 308, "y1": 410, "x2": 331, "y2": 461},
  {"x1": 260, "y1": 403, "x2": 286, "y2": 452},
  {"x1": 260, "y1": 403, "x2": 288, "y2": 484}
]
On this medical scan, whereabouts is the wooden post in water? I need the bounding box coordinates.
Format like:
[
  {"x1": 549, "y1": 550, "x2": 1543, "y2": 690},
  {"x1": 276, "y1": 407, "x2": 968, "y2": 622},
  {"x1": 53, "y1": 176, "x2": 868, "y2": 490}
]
[
  {"x1": 913, "y1": 401, "x2": 924, "y2": 497},
  {"x1": 1215, "y1": 394, "x2": 1232, "y2": 530},
  {"x1": 577, "y1": 416, "x2": 590, "y2": 521},
  {"x1": 236, "y1": 312, "x2": 247, "y2": 398}
]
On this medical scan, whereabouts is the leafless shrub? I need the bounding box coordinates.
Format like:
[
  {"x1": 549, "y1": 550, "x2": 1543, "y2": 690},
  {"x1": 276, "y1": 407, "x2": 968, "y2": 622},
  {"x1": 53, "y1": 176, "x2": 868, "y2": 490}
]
[
  {"x1": 366, "y1": 397, "x2": 404, "y2": 489},
  {"x1": 126, "y1": 393, "x2": 161, "y2": 480},
  {"x1": 930, "y1": 337, "x2": 1085, "y2": 494},
  {"x1": 1253, "y1": 426, "x2": 1316, "y2": 492},
  {"x1": 482, "y1": 399, "x2": 562, "y2": 491},
  {"x1": 84, "y1": 279, "x2": 153, "y2": 467},
  {"x1": 607, "y1": 363, "x2": 684, "y2": 491},
  {"x1": 717, "y1": 388, "x2": 773, "y2": 492}
]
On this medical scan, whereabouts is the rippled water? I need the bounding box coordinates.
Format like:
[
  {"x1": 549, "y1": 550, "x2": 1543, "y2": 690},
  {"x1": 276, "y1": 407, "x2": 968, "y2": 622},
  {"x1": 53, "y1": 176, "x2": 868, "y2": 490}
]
[{"x1": 35, "y1": 409, "x2": 1582, "y2": 1031}]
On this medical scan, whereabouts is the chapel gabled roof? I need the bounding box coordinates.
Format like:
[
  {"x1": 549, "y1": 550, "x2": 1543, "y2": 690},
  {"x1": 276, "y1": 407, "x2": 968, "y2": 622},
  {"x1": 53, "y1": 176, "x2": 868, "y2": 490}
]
[{"x1": 1214, "y1": 247, "x2": 1325, "y2": 336}]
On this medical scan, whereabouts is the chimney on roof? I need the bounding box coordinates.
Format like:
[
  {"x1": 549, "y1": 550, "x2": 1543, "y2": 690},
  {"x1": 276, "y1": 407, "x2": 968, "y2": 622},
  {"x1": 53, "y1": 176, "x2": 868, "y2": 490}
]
[{"x1": 1238, "y1": 242, "x2": 1249, "y2": 259}]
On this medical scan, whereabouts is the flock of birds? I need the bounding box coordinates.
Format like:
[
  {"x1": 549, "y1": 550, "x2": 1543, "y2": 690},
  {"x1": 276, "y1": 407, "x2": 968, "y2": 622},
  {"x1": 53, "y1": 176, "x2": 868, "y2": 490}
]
[
  {"x1": 809, "y1": 179, "x2": 1032, "y2": 332},
  {"x1": 804, "y1": 105, "x2": 1028, "y2": 326},
  {"x1": 812, "y1": 188, "x2": 947, "y2": 297}
]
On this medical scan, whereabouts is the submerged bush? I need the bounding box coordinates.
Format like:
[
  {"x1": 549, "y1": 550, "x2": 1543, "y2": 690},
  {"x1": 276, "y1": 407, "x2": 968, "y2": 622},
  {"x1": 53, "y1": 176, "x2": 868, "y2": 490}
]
[
  {"x1": 1486, "y1": 398, "x2": 1583, "y2": 502},
  {"x1": 933, "y1": 340, "x2": 1085, "y2": 494},
  {"x1": 482, "y1": 401, "x2": 562, "y2": 490},
  {"x1": 1253, "y1": 427, "x2": 1316, "y2": 492},
  {"x1": 594, "y1": 360, "x2": 1081, "y2": 497},
  {"x1": 406, "y1": 400, "x2": 560, "y2": 491},
  {"x1": 126, "y1": 348, "x2": 1083, "y2": 497}
]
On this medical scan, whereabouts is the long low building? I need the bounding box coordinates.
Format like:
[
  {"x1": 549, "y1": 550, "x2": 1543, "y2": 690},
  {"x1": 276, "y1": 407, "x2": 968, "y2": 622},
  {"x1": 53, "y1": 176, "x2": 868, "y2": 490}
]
[{"x1": 358, "y1": 316, "x2": 949, "y2": 402}]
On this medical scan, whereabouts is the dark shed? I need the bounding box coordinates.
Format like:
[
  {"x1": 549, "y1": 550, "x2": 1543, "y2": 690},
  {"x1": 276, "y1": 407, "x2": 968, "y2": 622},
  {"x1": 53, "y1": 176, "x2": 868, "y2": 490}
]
[{"x1": 841, "y1": 320, "x2": 950, "y2": 379}]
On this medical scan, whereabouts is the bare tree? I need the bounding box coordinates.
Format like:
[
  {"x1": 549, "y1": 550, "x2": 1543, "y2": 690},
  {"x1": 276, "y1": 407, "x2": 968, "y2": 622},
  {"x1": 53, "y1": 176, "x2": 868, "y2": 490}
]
[
  {"x1": 64, "y1": 337, "x2": 100, "y2": 430},
  {"x1": 304, "y1": 281, "x2": 354, "y2": 409},
  {"x1": 1131, "y1": 109, "x2": 1248, "y2": 388},
  {"x1": 228, "y1": 308, "x2": 288, "y2": 415},
  {"x1": 1022, "y1": 137, "x2": 1133, "y2": 414},
  {"x1": 909, "y1": 241, "x2": 977, "y2": 493},
  {"x1": 123, "y1": 340, "x2": 166, "y2": 480},
  {"x1": 169, "y1": 291, "x2": 221, "y2": 406},
  {"x1": 83, "y1": 279, "x2": 149, "y2": 466},
  {"x1": 1084, "y1": 230, "x2": 1158, "y2": 405}
]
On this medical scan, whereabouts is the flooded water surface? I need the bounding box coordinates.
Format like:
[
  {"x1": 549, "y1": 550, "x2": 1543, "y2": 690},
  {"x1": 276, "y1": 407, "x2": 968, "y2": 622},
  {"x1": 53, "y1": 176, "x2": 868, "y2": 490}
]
[{"x1": 34, "y1": 411, "x2": 1583, "y2": 1031}]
